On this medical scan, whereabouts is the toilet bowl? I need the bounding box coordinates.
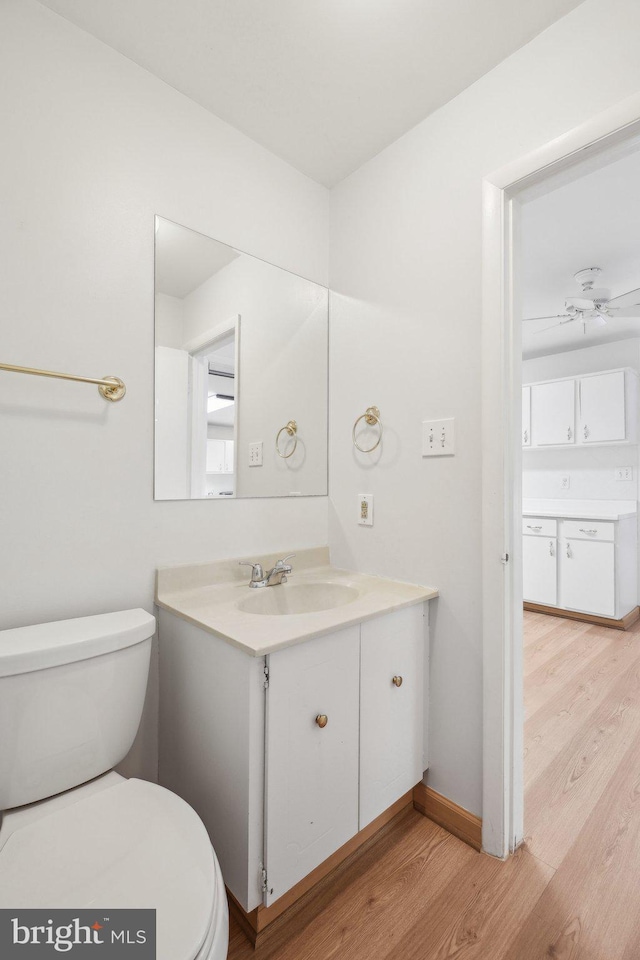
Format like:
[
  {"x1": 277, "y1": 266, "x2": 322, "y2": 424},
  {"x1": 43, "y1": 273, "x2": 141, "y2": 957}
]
[{"x1": 0, "y1": 609, "x2": 228, "y2": 960}]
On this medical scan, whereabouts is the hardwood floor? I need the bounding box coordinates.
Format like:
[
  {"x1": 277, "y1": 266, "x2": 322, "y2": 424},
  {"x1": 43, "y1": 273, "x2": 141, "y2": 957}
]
[{"x1": 228, "y1": 611, "x2": 640, "y2": 959}]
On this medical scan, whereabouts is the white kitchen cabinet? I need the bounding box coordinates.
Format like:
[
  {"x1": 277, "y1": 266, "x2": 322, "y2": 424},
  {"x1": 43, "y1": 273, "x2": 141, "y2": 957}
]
[
  {"x1": 522, "y1": 509, "x2": 637, "y2": 622},
  {"x1": 522, "y1": 523, "x2": 557, "y2": 606},
  {"x1": 524, "y1": 368, "x2": 637, "y2": 449},
  {"x1": 531, "y1": 379, "x2": 575, "y2": 446},
  {"x1": 224, "y1": 439, "x2": 235, "y2": 473},
  {"x1": 579, "y1": 371, "x2": 626, "y2": 443},
  {"x1": 560, "y1": 536, "x2": 615, "y2": 618},
  {"x1": 158, "y1": 602, "x2": 427, "y2": 915},
  {"x1": 206, "y1": 437, "x2": 234, "y2": 474},
  {"x1": 264, "y1": 626, "x2": 360, "y2": 904},
  {"x1": 522, "y1": 386, "x2": 531, "y2": 447}
]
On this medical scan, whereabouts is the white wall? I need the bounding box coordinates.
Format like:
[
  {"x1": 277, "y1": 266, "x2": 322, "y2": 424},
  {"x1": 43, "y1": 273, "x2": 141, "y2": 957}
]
[
  {"x1": 0, "y1": 0, "x2": 329, "y2": 781},
  {"x1": 329, "y1": 0, "x2": 640, "y2": 816},
  {"x1": 523, "y1": 340, "x2": 640, "y2": 502},
  {"x1": 155, "y1": 293, "x2": 185, "y2": 349}
]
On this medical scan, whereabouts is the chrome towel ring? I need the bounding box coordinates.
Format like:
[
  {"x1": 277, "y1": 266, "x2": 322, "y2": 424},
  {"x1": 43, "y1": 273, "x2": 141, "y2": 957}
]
[
  {"x1": 353, "y1": 406, "x2": 382, "y2": 453},
  {"x1": 276, "y1": 420, "x2": 298, "y2": 458}
]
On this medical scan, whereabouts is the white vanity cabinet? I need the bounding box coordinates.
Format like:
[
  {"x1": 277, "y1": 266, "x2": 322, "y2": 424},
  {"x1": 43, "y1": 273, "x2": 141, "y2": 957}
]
[
  {"x1": 523, "y1": 368, "x2": 637, "y2": 449},
  {"x1": 264, "y1": 625, "x2": 361, "y2": 905},
  {"x1": 158, "y1": 602, "x2": 427, "y2": 914},
  {"x1": 359, "y1": 605, "x2": 424, "y2": 829}
]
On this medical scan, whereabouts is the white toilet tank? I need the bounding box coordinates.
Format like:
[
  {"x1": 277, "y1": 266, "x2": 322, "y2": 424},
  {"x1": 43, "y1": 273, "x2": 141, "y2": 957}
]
[{"x1": 0, "y1": 609, "x2": 155, "y2": 810}]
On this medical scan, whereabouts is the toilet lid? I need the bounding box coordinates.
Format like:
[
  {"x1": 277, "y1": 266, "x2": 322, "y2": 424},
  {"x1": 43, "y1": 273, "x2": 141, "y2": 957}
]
[{"x1": 0, "y1": 779, "x2": 218, "y2": 960}]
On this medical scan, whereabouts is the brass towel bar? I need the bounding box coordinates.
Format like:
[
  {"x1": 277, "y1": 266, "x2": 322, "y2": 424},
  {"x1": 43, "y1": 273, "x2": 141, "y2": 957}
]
[{"x1": 0, "y1": 362, "x2": 126, "y2": 402}]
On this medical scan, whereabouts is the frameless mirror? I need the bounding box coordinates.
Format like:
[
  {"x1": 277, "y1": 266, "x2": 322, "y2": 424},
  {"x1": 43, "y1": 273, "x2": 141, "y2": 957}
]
[{"x1": 154, "y1": 217, "x2": 328, "y2": 499}]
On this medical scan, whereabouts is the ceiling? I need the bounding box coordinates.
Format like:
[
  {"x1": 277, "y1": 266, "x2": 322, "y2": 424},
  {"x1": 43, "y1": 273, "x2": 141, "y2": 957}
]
[
  {"x1": 36, "y1": 0, "x2": 581, "y2": 187},
  {"x1": 521, "y1": 146, "x2": 640, "y2": 359}
]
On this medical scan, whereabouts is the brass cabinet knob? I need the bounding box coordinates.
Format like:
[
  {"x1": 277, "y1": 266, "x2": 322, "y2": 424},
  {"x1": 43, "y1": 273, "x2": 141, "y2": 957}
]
[
  {"x1": 392, "y1": 676, "x2": 403, "y2": 687},
  {"x1": 315, "y1": 714, "x2": 328, "y2": 728}
]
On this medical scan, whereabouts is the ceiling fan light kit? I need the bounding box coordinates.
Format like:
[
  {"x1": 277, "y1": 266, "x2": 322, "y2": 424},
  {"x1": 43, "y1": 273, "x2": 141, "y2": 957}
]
[{"x1": 523, "y1": 267, "x2": 640, "y2": 335}]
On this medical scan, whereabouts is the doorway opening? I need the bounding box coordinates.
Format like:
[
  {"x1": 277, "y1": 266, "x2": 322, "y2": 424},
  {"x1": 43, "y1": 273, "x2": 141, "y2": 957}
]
[{"x1": 482, "y1": 94, "x2": 640, "y2": 860}]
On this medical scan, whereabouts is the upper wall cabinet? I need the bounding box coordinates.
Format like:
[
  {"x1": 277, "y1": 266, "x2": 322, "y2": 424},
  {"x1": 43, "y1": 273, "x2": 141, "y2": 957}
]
[
  {"x1": 522, "y1": 386, "x2": 531, "y2": 447},
  {"x1": 524, "y1": 368, "x2": 638, "y2": 450},
  {"x1": 531, "y1": 379, "x2": 575, "y2": 446},
  {"x1": 579, "y1": 370, "x2": 626, "y2": 443}
]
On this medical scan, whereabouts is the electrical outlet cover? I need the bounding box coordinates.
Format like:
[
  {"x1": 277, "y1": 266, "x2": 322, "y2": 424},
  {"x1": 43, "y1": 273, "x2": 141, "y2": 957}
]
[{"x1": 358, "y1": 494, "x2": 373, "y2": 526}]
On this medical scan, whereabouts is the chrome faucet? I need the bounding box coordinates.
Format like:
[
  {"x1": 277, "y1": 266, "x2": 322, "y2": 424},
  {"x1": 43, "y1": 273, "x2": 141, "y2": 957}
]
[{"x1": 239, "y1": 555, "x2": 295, "y2": 588}]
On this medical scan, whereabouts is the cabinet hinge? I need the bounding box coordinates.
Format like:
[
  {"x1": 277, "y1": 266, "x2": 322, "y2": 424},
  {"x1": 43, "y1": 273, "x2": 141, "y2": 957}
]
[
  {"x1": 263, "y1": 663, "x2": 270, "y2": 689},
  {"x1": 500, "y1": 553, "x2": 510, "y2": 564},
  {"x1": 261, "y1": 866, "x2": 272, "y2": 895}
]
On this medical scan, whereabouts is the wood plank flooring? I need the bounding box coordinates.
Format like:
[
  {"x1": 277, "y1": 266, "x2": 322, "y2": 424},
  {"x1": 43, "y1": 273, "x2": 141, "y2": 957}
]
[{"x1": 228, "y1": 611, "x2": 640, "y2": 959}]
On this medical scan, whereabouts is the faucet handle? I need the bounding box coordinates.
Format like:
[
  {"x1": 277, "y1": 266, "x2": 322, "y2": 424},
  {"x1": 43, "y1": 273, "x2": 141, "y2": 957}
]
[
  {"x1": 239, "y1": 560, "x2": 264, "y2": 582},
  {"x1": 275, "y1": 554, "x2": 296, "y2": 568}
]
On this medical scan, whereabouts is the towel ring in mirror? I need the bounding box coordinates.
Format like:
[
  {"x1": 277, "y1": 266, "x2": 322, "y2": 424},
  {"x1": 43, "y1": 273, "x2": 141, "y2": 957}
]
[
  {"x1": 276, "y1": 420, "x2": 298, "y2": 458},
  {"x1": 353, "y1": 406, "x2": 382, "y2": 453}
]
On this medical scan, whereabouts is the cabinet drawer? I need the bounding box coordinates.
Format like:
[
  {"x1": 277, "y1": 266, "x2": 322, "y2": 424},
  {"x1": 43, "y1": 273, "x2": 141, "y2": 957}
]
[
  {"x1": 561, "y1": 520, "x2": 614, "y2": 542},
  {"x1": 522, "y1": 518, "x2": 557, "y2": 537}
]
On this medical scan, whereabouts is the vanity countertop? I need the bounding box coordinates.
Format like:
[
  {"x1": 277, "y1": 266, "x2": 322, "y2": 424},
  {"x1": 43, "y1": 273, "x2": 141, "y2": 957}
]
[
  {"x1": 155, "y1": 547, "x2": 438, "y2": 657},
  {"x1": 523, "y1": 498, "x2": 638, "y2": 521}
]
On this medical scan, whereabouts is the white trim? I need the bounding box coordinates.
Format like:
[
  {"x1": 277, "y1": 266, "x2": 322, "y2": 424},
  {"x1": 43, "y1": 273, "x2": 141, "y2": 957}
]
[{"x1": 481, "y1": 93, "x2": 640, "y2": 859}]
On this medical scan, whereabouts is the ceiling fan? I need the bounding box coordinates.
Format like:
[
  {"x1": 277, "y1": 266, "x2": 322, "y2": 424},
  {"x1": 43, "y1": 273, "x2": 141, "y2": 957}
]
[{"x1": 523, "y1": 267, "x2": 640, "y2": 334}]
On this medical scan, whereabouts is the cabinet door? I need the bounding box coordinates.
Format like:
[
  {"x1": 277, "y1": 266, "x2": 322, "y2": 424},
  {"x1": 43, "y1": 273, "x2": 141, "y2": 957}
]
[
  {"x1": 579, "y1": 371, "x2": 626, "y2": 443},
  {"x1": 531, "y1": 379, "x2": 575, "y2": 446},
  {"x1": 522, "y1": 386, "x2": 531, "y2": 446},
  {"x1": 224, "y1": 440, "x2": 235, "y2": 473},
  {"x1": 359, "y1": 605, "x2": 424, "y2": 829},
  {"x1": 205, "y1": 438, "x2": 225, "y2": 473},
  {"x1": 559, "y1": 539, "x2": 615, "y2": 617},
  {"x1": 264, "y1": 625, "x2": 360, "y2": 905},
  {"x1": 523, "y1": 536, "x2": 557, "y2": 606}
]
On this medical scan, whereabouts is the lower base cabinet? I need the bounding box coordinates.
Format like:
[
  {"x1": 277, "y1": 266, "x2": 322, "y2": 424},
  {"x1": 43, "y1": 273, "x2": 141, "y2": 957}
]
[
  {"x1": 158, "y1": 602, "x2": 427, "y2": 913},
  {"x1": 560, "y1": 537, "x2": 615, "y2": 618},
  {"x1": 523, "y1": 533, "x2": 557, "y2": 606},
  {"x1": 523, "y1": 514, "x2": 637, "y2": 620}
]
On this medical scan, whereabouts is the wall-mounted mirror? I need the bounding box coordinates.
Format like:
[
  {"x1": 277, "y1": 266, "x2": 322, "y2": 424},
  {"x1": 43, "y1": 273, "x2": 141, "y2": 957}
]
[{"x1": 154, "y1": 217, "x2": 328, "y2": 499}]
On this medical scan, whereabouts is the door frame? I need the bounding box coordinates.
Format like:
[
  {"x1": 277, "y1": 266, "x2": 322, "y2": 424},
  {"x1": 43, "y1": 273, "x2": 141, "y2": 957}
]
[{"x1": 481, "y1": 92, "x2": 640, "y2": 859}]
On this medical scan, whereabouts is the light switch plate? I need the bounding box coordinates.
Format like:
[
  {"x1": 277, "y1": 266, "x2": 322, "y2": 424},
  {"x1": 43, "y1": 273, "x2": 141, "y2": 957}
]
[
  {"x1": 358, "y1": 494, "x2": 373, "y2": 526},
  {"x1": 422, "y1": 418, "x2": 455, "y2": 456},
  {"x1": 249, "y1": 441, "x2": 263, "y2": 466}
]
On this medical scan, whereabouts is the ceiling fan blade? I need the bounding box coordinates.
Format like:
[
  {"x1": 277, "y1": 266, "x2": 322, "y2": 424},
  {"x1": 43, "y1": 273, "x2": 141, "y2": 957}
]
[
  {"x1": 533, "y1": 318, "x2": 579, "y2": 334},
  {"x1": 522, "y1": 313, "x2": 573, "y2": 323},
  {"x1": 606, "y1": 286, "x2": 640, "y2": 309},
  {"x1": 605, "y1": 305, "x2": 640, "y2": 318}
]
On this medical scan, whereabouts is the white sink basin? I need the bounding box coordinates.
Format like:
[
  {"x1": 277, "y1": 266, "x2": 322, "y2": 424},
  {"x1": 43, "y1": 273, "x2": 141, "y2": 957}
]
[{"x1": 237, "y1": 582, "x2": 359, "y2": 616}]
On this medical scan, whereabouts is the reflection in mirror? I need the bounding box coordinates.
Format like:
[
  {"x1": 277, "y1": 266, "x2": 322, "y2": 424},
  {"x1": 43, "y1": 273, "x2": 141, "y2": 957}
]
[{"x1": 154, "y1": 217, "x2": 328, "y2": 500}]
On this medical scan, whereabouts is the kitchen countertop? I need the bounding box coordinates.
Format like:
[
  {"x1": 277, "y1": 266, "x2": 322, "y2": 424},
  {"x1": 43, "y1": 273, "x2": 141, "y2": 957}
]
[
  {"x1": 155, "y1": 546, "x2": 438, "y2": 657},
  {"x1": 523, "y1": 498, "x2": 637, "y2": 521}
]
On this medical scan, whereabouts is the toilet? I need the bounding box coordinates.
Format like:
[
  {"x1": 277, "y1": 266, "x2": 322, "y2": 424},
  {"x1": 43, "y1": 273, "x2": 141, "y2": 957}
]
[{"x1": 0, "y1": 609, "x2": 228, "y2": 960}]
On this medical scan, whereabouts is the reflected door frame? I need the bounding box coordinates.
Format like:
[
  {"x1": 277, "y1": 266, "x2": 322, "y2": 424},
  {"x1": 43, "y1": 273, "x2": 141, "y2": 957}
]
[{"x1": 185, "y1": 314, "x2": 240, "y2": 499}]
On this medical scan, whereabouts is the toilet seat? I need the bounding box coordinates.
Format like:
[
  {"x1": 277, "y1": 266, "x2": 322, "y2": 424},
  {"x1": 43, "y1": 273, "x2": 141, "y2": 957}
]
[{"x1": 0, "y1": 776, "x2": 228, "y2": 960}]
